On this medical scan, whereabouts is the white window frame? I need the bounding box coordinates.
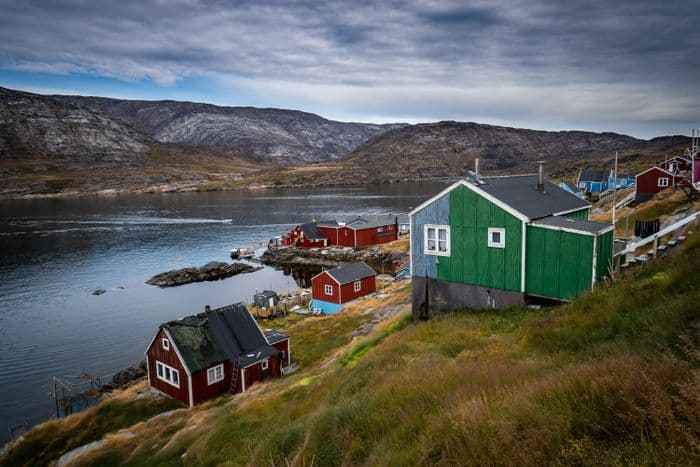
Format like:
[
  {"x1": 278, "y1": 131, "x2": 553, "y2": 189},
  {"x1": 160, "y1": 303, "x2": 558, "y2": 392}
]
[
  {"x1": 162, "y1": 338, "x2": 170, "y2": 351},
  {"x1": 261, "y1": 359, "x2": 269, "y2": 370},
  {"x1": 578, "y1": 182, "x2": 586, "y2": 188},
  {"x1": 353, "y1": 280, "x2": 361, "y2": 292},
  {"x1": 658, "y1": 177, "x2": 670, "y2": 187},
  {"x1": 207, "y1": 364, "x2": 224, "y2": 385},
  {"x1": 155, "y1": 361, "x2": 180, "y2": 388},
  {"x1": 424, "y1": 224, "x2": 450, "y2": 256},
  {"x1": 324, "y1": 284, "x2": 333, "y2": 295},
  {"x1": 487, "y1": 228, "x2": 506, "y2": 248}
]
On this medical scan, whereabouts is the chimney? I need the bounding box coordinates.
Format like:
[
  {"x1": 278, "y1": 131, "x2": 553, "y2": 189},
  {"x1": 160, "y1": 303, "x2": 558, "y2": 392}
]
[
  {"x1": 204, "y1": 305, "x2": 211, "y2": 313},
  {"x1": 474, "y1": 158, "x2": 480, "y2": 178},
  {"x1": 537, "y1": 161, "x2": 545, "y2": 191}
]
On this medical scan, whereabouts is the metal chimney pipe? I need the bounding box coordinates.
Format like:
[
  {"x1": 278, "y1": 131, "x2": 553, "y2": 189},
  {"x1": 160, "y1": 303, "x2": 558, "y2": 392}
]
[
  {"x1": 205, "y1": 305, "x2": 211, "y2": 313},
  {"x1": 474, "y1": 158, "x2": 480, "y2": 177},
  {"x1": 537, "y1": 161, "x2": 545, "y2": 191}
]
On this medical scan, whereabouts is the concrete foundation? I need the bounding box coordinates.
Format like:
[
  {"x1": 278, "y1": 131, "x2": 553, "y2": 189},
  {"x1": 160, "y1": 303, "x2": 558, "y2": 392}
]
[{"x1": 412, "y1": 276, "x2": 524, "y2": 318}]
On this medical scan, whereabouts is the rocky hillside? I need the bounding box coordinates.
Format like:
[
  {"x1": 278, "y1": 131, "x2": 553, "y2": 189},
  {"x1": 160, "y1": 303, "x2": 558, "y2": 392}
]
[
  {"x1": 0, "y1": 87, "x2": 149, "y2": 163},
  {"x1": 53, "y1": 95, "x2": 405, "y2": 164},
  {"x1": 343, "y1": 121, "x2": 653, "y2": 180}
]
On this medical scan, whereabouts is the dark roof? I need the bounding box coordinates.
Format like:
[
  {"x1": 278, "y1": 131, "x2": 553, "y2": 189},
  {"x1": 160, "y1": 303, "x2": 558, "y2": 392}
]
[
  {"x1": 255, "y1": 290, "x2": 278, "y2": 299},
  {"x1": 396, "y1": 214, "x2": 409, "y2": 224},
  {"x1": 345, "y1": 214, "x2": 397, "y2": 230},
  {"x1": 316, "y1": 220, "x2": 339, "y2": 227},
  {"x1": 162, "y1": 303, "x2": 278, "y2": 371},
  {"x1": 264, "y1": 330, "x2": 289, "y2": 345},
  {"x1": 322, "y1": 261, "x2": 376, "y2": 284},
  {"x1": 475, "y1": 174, "x2": 590, "y2": 220},
  {"x1": 578, "y1": 169, "x2": 610, "y2": 183},
  {"x1": 614, "y1": 172, "x2": 636, "y2": 179},
  {"x1": 300, "y1": 222, "x2": 325, "y2": 240},
  {"x1": 531, "y1": 215, "x2": 612, "y2": 234},
  {"x1": 560, "y1": 181, "x2": 580, "y2": 192}
]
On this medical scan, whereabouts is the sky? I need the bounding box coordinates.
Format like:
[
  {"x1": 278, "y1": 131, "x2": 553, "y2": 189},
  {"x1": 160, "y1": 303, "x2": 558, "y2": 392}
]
[{"x1": 0, "y1": 0, "x2": 698, "y2": 139}]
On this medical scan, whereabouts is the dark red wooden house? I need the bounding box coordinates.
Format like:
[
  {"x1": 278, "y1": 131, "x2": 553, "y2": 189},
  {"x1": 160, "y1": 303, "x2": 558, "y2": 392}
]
[
  {"x1": 318, "y1": 215, "x2": 398, "y2": 248},
  {"x1": 310, "y1": 262, "x2": 377, "y2": 314},
  {"x1": 281, "y1": 222, "x2": 328, "y2": 248},
  {"x1": 145, "y1": 303, "x2": 290, "y2": 407},
  {"x1": 658, "y1": 155, "x2": 692, "y2": 174},
  {"x1": 635, "y1": 166, "x2": 681, "y2": 202}
]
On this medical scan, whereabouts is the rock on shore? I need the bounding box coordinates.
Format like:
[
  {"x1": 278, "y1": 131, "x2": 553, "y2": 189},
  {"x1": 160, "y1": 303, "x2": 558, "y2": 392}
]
[
  {"x1": 260, "y1": 246, "x2": 406, "y2": 272},
  {"x1": 145, "y1": 261, "x2": 260, "y2": 287}
]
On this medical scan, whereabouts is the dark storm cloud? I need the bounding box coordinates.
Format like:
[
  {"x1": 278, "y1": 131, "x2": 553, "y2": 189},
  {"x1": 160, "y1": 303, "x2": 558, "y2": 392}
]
[{"x1": 0, "y1": 0, "x2": 698, "y2": 136}]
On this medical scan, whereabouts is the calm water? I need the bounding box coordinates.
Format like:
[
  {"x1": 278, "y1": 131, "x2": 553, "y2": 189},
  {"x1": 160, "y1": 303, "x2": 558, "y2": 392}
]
[{"x1": 0, "y1": 182, "x2": 447, "y2": 443}]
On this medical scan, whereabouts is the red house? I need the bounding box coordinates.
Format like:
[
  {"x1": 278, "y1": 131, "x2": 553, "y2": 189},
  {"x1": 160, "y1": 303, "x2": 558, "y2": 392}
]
[
  {"x1": 310, "y1": 262, "x2": 377, "y2": 314},
  {"x1": 145, "y1": 303, "x2": 290, "y2": 407},
  {"x1": 635, "y1": 166, "x2": 681, "y2": 203},
  {"x1": 318, "y1": 215, "x2": 398, "y2": 248},
  {"x1": 658, "y1": 155, "x2": 692, "y2": 174},
  {"x1": 281, "y1": 222, "x2": 328, "y2": 248}
]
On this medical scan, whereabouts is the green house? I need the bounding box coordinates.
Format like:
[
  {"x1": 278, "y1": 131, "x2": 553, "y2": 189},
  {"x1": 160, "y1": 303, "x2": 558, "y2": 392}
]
[{"x1": 410, "y1": 171, "x2": 614, "y2": 315}]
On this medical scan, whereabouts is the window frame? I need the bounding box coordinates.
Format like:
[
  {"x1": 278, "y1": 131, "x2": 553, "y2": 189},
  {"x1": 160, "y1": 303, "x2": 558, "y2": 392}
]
[
  {"x1": 424, "y1": 224, "x2": 450, "y2": 256},
  {"x1": 324, "y1": 284, "x2": 333, "y2": 296},
  {"x1": 658, "y1": 177, "x2": 670, "y2": 187},
  {"x1": 353, "y1": 280, "x2": 361, "y2": 292},
  {"x1": 487, "y1": 228, "x2": 506, "y2": 248},
  {"x1": 155, "y1": 361, "x2": 180, "y2": 388},
  {"x1": 162, "y1": 338, "x2": 170, "y2": 351},
  {"x1": 207, "y1": 364, "x2": 224, "y2": 385},
  {"x1": 261, "y1": 359, "x2": 269, "y2": 371}
]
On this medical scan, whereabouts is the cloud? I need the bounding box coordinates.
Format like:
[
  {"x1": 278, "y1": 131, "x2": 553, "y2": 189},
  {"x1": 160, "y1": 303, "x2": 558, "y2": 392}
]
[{"x1": 0, "y1": 0, "x2": 698, "y2": 137}]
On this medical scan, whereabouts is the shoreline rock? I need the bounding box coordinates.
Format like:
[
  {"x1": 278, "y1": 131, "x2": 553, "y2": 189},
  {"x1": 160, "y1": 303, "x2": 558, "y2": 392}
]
[
  {"x1": 260, "y1": 246, "x2": 406, "y2": 273},
  {"x1": 145, "y1": 261, "x2": 260, "y2": 287}
]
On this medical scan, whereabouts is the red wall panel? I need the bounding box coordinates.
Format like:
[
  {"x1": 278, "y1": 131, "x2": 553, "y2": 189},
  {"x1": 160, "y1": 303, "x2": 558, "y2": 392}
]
[{"x1": 147, "y1": 329, "x2": 190, "y2": 406}]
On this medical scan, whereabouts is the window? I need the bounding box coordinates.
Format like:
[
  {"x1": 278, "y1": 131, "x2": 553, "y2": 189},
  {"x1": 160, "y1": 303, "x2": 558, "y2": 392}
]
[
  {"x1": 488, "y1": 228, "x2": 506, "y2": 248},
  {"x1": 424, "y1": 225, "x2": 450, "y2": 256},
  {"x1": 162, "y1": 338, "x2": 170, "y2": 351},
  {"x1": 354, "y1": 280, "x2": 361, "y2": 292},
  {"x1": 578, "y1": 182, "x2": 586, "y2": 188},
  {"x1": 261, "y1": 359, "x2": 269, "y2": 370},
  {"x1": 207, "y1": 364, "x2": 224, "y2": 385},
  {"x1": 377, "y1": 226, "x2": 383, "y2": 232},
  {"x1": 658, "y1": 177, "x2": 670, "y2": 187},
  {"x1": 155, "y1": 361, "x2": 180, "y2": 388},
  {"x1": 324, "y1": 284, "x2": 333, "y2": 295}
]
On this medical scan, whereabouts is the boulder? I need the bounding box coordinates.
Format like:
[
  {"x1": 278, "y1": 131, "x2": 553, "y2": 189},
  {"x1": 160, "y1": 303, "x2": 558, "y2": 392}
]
[{"x1": 145, "y1": 261, "x2": 260, "y2": 287}]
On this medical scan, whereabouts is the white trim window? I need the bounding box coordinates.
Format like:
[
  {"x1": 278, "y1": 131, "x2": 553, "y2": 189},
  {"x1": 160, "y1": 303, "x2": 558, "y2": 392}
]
[
  {"x1": 658, "y1": 177, "x2": 670, "y2": 187},
  {"x1": 424, "y1": 224, "x2": 450, "y2": 256},
  {"x1": 162, "y1": 338, "x2": 170, "y2": 351},
  {"x1": 578, "y1": 182, "x2": 586, "y2": 188},
  {"x1": 261, "y1": 359, "x2": 269, "y2": 370},
  {"x1": 324, "y1": 284, "x2": 333, "y2": 295},
  {"x1": 156, "y1": 361, "x2": 180, "y2": 388},
  {"x1": 207, "y1": 364, "x2": 224, "y2": 385},
  {"x1": 488, "y1": 228, "x2": 506, "y2": 248},
  {"x1": 353, "y1": 280, "x2": 361, "y2": 292}
]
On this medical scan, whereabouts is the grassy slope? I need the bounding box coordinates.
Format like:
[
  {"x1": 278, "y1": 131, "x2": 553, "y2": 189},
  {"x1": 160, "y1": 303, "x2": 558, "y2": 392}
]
[{"x1": 3, "y1": 236, "x2": 700, "y2": 466}]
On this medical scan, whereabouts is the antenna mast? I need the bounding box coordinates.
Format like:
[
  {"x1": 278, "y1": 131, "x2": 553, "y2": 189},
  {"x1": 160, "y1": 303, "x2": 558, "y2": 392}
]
[{"x1": 612, "y1": 151, "x2": 618, "y2": 228}]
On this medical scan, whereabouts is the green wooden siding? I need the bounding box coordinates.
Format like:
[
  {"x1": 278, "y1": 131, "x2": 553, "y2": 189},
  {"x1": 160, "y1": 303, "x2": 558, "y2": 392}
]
[
  {"x1": 525, "y1": 226, "x2": 593, "y2": 300},
  {"x1": 437, "y1": 186, "x2": 522, "y2": 292},
  {"x1": 562, "y1": 208, "x2": 590, "y2": 220},
  {"x1": 595, "y1": 229, "x2": 614, "y2": 282}
]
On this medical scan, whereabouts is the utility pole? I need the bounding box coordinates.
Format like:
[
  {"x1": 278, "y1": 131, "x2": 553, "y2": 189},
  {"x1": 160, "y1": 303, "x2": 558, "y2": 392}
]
[{"x1": 612, "y1": 151, "x2": 618, "y2": 228}]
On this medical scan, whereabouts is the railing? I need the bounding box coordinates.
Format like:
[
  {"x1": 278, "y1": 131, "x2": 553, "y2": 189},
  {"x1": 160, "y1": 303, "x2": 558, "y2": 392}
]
[{"x1": 617, "y1": 210, "x2": 699, "y2": 257}]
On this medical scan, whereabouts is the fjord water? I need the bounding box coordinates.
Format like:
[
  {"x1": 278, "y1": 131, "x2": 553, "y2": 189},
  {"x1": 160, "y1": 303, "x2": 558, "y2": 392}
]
[{"x1": 0, "y1": 182, "x2": 447, "y2": 443}]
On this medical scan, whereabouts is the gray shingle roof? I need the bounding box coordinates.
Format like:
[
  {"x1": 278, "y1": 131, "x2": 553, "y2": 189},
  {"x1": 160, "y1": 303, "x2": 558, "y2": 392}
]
[
  {"x1": 345, "y1": 215, "x2": 397, "y2": 230},
  {"x1": 476, "y1": 174, "x2": 590, "y2": 220},
  {"x1": 264, "y1": 330, "x2": 289, "y2": 345},
  {"x1": 324, "y1": 261, "x2": 376, "y2": 284},
  {"x1": 300, "y1": 222, "x2": 325, "y2": 240},
  {"x1": 578, "y1": 169, "x2": 610, "y2": 183},
  {"x1": 163, "y1": 303, "x2": 279, "y2": 371},
  {"x1": 531, "y1": 215, "x2": 612, "y2": 234}
]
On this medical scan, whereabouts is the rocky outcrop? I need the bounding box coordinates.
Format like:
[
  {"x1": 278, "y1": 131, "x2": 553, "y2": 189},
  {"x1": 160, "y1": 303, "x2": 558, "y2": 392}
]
[
  {"x1": 260, "y1": 246, "x2": 407, "y2": 273},
  {"x1": 145, "y1": 261, "x2": 260, "y2": 287}
]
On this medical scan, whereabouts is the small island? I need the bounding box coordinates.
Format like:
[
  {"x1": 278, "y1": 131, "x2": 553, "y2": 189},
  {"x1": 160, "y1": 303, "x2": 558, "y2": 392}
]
[{"x1": 145, "y1": 261, "x2": 260, "y2": 287}]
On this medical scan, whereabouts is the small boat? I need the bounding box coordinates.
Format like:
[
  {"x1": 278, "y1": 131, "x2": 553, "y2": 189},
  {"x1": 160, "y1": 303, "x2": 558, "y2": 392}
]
[{"x1": 230, "y1": 247, "x2": 255, "y2": 259}]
